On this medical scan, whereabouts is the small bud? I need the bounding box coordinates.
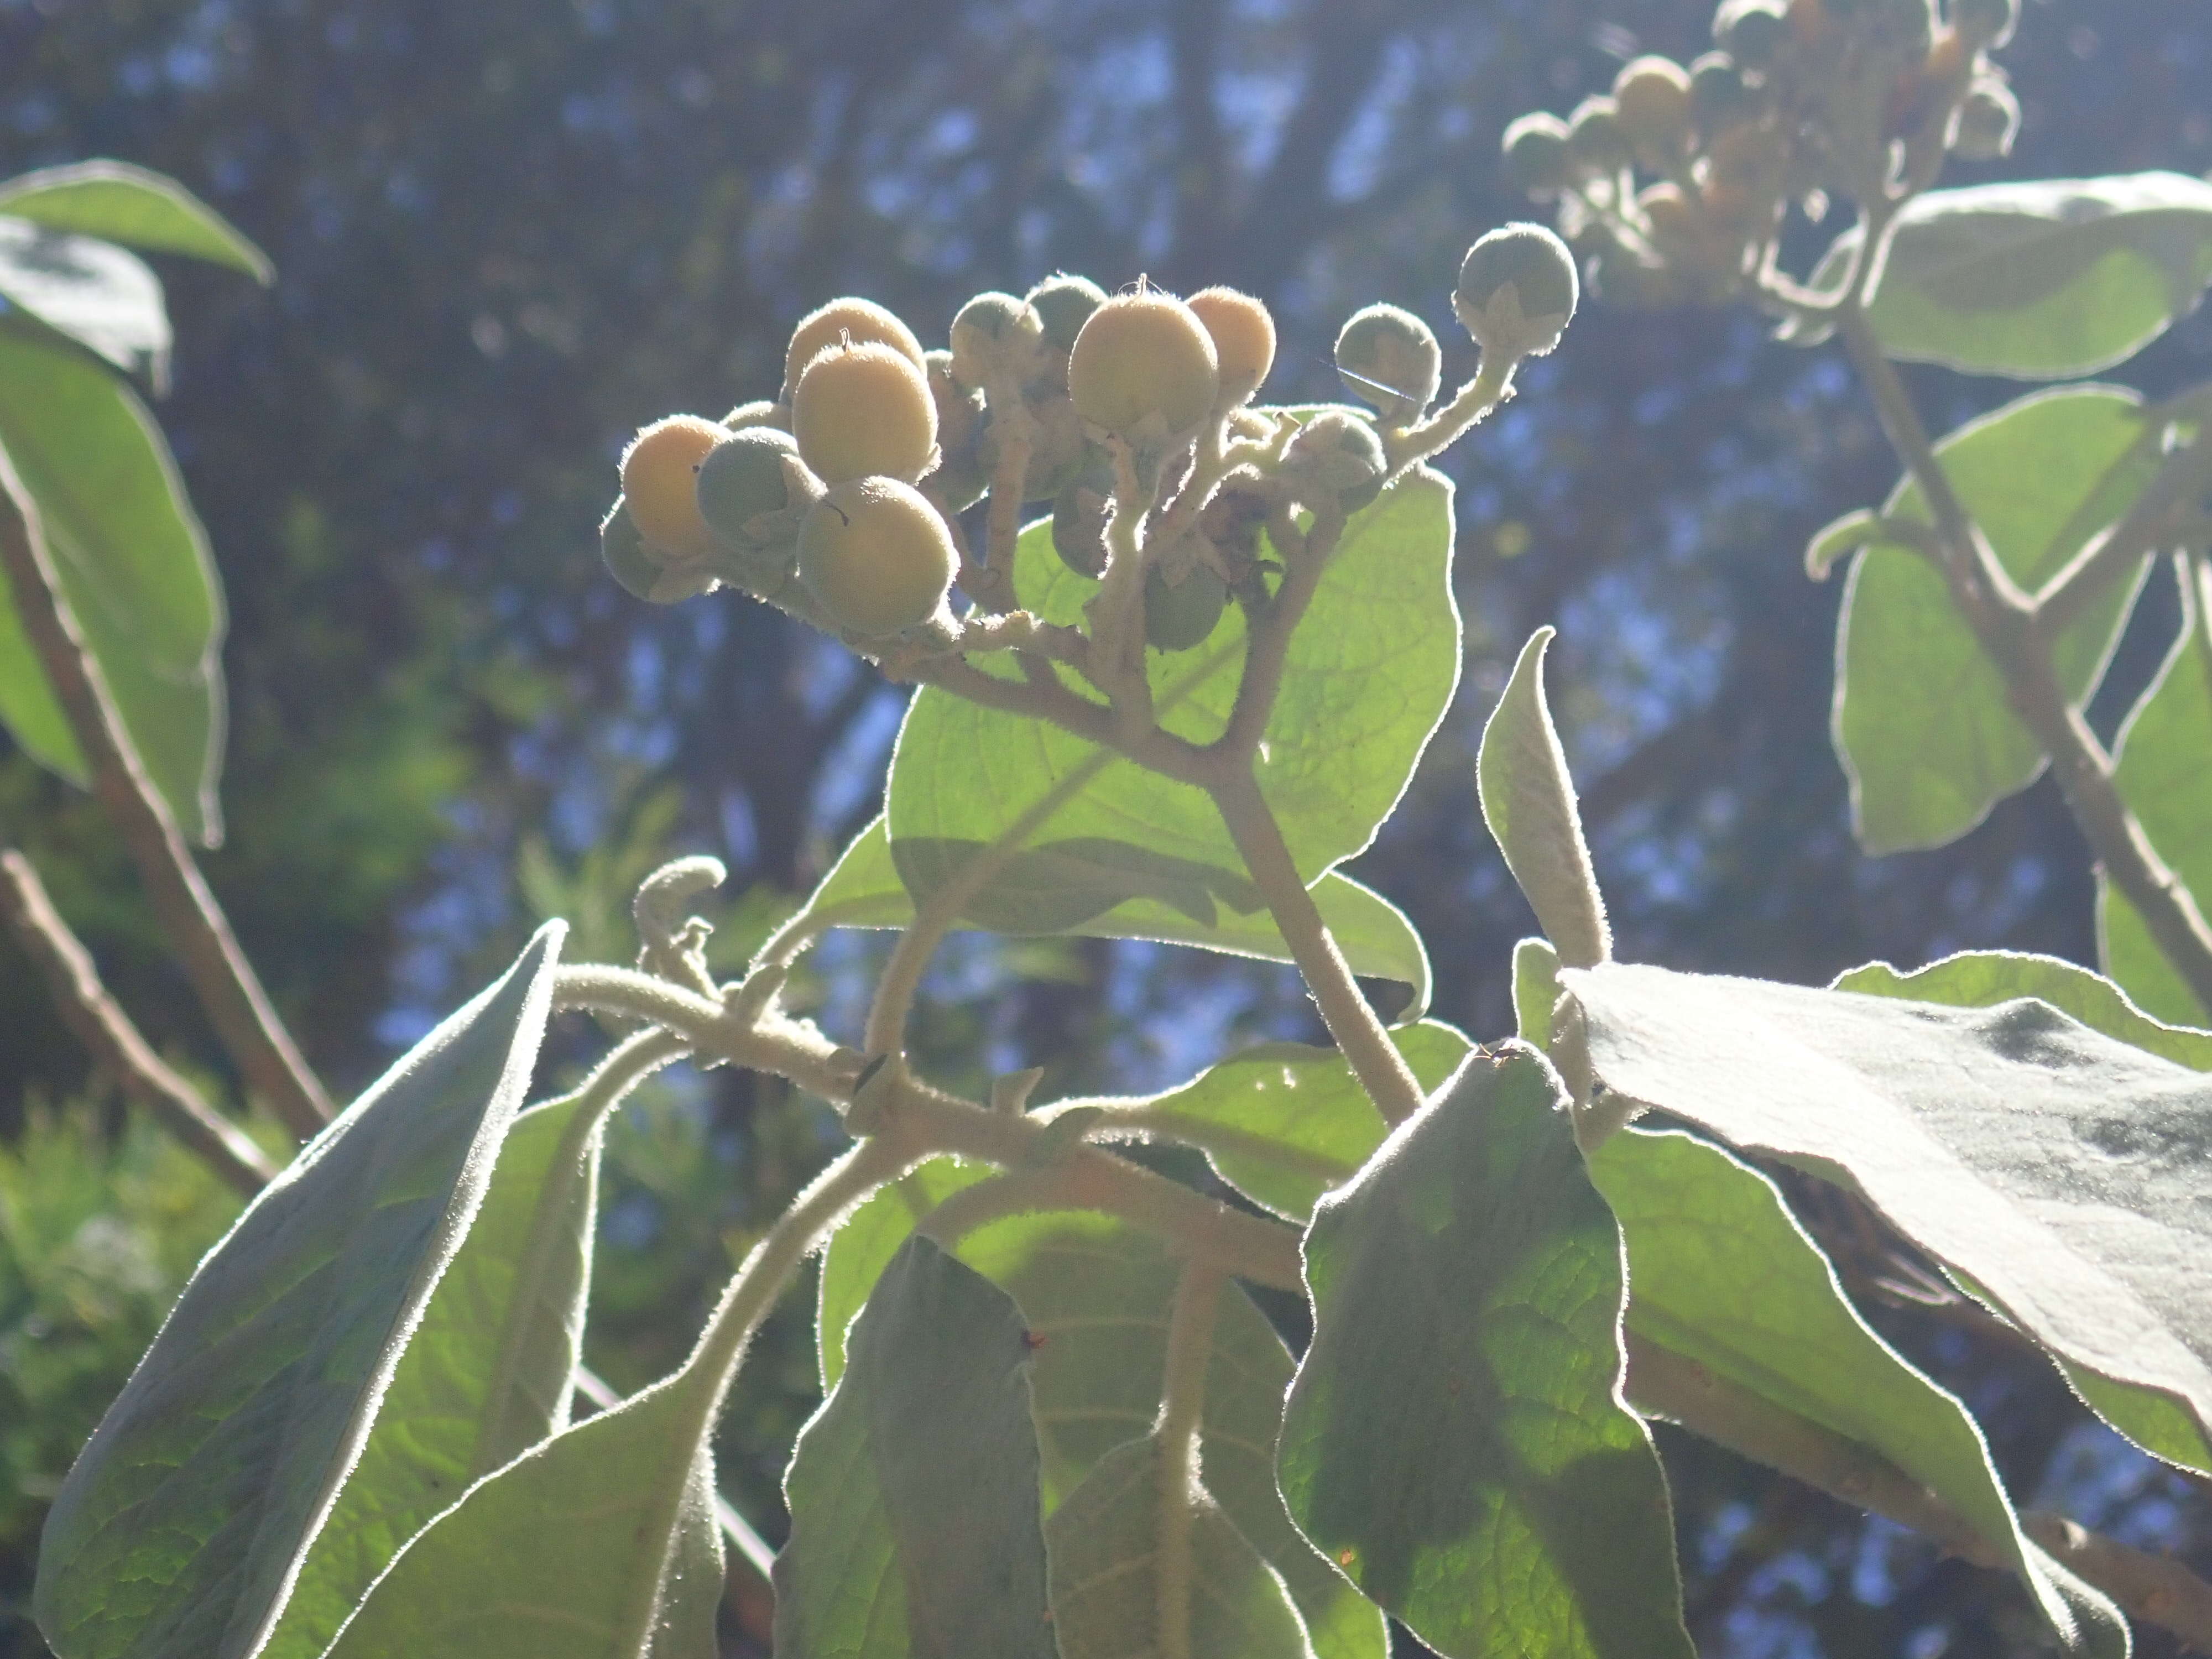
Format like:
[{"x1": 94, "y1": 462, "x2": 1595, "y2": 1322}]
[
  {"x1": 1283, "y1": 410, "x2": 1389, "y2": 515},
  {"x1": 721, "y1": 399, "x2": 791, "y2": 432},
  {"x1": 797, "y1": 476, "x2": 957, "y2": 637},
  {"x1": 1334, "y1": 304, "x2": 1442, "y2": 425},
  {"x1": 1185, "y1": 286, "x2": 1277, "y2": 403},
  {"x1": 1143, "y1": 561, "x2": 1228, "y2": 652},
  {"x1": 1951, "y1": 76, "x2": 2020, "y2": 159},
  {"x1": 619, "y1": 415, "x2": 723, "y2": 557},
  {"x1": 1950, "y1": 0, "x2": 2018, "y2": 48},
  {"x1": 1025, "y1": 273, "x2": 1108, "y2": 355},
  {"x1": 1566, "y1": 96, "x2": 1635, "y2": 178},
  {"x1": 1067, "y1": 289, "x2": 1220, "y2": 439},
  {"x1": 949, "y1": 291, "x2": 1047, "y2": 392},
  {"x1": 696, "y1": 426, "x2": 804, "y2": 549},
  {"x1": 1501, "y1": 111, "x2": 1574, "y2": 198},
  {"x1": 1453, "y1": 223, "x2": 1579, "y2": 359},
  {"x1": 600, "y1": 499, "x2": 665, "y2": 602},
  {"x1": 1714, "y1": 0, "x2": 1790, "y2": 67},
  {"x1": 1689, "y1": 51, "x2": 1756, "y2": 136},
  {"x1": 782, "y1": 297, "x2": 927, "y2": 400},
  {"x1": 1613, "y1": 57, "x2": 1694, "y2": 169},
  {"x1": 792, "y1": 340, "x2": 939, "y2": 485}
]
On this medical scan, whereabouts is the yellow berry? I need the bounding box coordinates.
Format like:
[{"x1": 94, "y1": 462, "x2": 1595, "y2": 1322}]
[
  {"x1": 1185, "y1": 287, "x2": 1276, "y2": 401},
  {"x1": 782, "y1": 298, "x2": 926, "y2": 399},
  {"x1": 797, "y1": 476, "x2": 956, "y2": 637},
  {"x1": 791, "y1": 341, "x2": 939, "y2": 485},
  {"x1": 619, "y1": 415, "x2": 722, "y2": 556},
  {"x1": 1068, "y1": 291, "x2": 1219, "y2": 439}
]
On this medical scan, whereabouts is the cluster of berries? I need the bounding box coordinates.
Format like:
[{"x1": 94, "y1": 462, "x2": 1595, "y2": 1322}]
[
  {"x1": 602, "y1": 223, "x2": 1578, "y2": 654},
  {"x1": 1502, "y1": 0, "x2": 2021, "y2": 306}
]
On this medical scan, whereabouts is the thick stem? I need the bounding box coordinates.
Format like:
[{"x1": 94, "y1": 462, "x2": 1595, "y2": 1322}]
[
  {"x1": 1626, "y1": 1335, "x2": 2212, "y2": 1652},
  {"x1": 0, "y1": 445, "x2": 333, "y2": 1138},
  {"x1": 1382, "y1": 352, "x2": 1517, "y2": 478},
  {"x1": 0, "y1": 847, "x2": 276, "y2": 1194},
  {"x1": 1155, "y1": 1263, "x2": 1224, "y2": 1659},
  {"x1": 1210, "y1": 513, "x2": 1342, "y2": 769},
  {"x1": 1208, "y1": 766, "x2": 1423, "y2": 1125},
  {"x1": 1837, "y1": 311, "x2": 2212, "y2": 1013}
]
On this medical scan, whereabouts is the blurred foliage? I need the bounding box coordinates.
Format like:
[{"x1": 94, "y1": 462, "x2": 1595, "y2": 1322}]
[{"x1": 3, "y1": 0, "x2": 2211, "y2": 1655}]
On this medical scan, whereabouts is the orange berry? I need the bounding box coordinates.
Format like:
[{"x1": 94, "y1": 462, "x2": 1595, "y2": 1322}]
[{"x1": 618, "y1": 415, "x2": 722, "y2": 555}]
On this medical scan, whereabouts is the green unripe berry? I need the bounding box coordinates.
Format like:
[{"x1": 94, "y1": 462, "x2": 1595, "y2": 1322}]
[
  {"x1": 722, "y1": 399, "x2": 791, "y2": 432},
  {"x1": 797, "y1": 476, "x2": 956, "y2": 637},
  {"x1": 1950, "y1": 0, "x2": 2017, "y2": 47},
  {"x1": 696, "y1": 427, "x2": 802, "y2": 549},
  {"x1": 1453, "y1": 223, "x2": 1579, "y2": 359},
  {"x1": 792, "y1": 340, "x2": 939, "y2": 486},
  {"x1": 619, "y1": 415, "x2": 723, "y2": 556},
  {"x1": 1025, "y1": 273, "x2": 1108, "y2": 354},
  {"x1": 1143, "y1": 561, "x2": 1228, "y2": 653},
  {"x1": 1613, "y1": 57, "x2": 1694, "y2": 166},
  {"x1": 1068, "y1": 290, "x2": 1220, "y2": 439},
  {"x1": 782, "y1": 297, "x2": 927, "y2": 400},
  {"x1": 1284, "y1": 411, "x2": 1388, "y2": 515},
  {"x1": 1714, "y1": 0, "x2": 1790, "y2": 66},
  {"x1": 1689, "y1": 51, "x2": 1755, "y2": 135},
  {"x1": 1566, "y1": 96, "x2": 1635, "y2": 176},
  {"x1": 600, "y1": 499, "x2": 664, "y2": 602},
  {"x1": 1952, "y1": 77, "x2": 2020, "y2": 159},
  {"x1": 1185, "y1": 286, "x2": 1277, "y2": 402},
  {"x1": 1501, "y1": 112, "x2": 1574, "y2": 198},
  {"x1": 950, "y1": 291, "x2": 1047, "y2": 392},
  {"x1": 1334, "y1": 304, "x2": 1441, "y2": 425}
]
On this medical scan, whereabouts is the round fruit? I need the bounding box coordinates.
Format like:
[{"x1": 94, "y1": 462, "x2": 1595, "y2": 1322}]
[
  {"x1": 1613, "y1": 57, "x2": 1693, "y2": 165},
  {"x1": 1566, "y1": 96, "x2": 1635, "y2": 176},
  {"x1": 950, "y1": 291, "x2": 1047, "y2": 392},
  {"x1": 1952, "y1": 77, "x2": 2020, "y2": 159},
  {"x1": 791, "y1": 341, "x2": 939, "y2": 485},
  {"x1": 696, "y1": 427, "x2": 802, "y2": 547},
  {"x1": 1185, "y1": 287, "x2": 1276, "y2": 401},
  {"x1": 1453, "y1": 223, "x2": 1580, "y2": 359},
  {"x1": 1501, "y1": 112, "x2": 1574, "y2": 197},
  {"x1": 600, "y1": 499, "x2": 663, "y2": 601},
  {"x1": 1051, "y1": 462, "x2": 1115, "y2": 579},
  {"x1": 1689, "y1": 51, "x2": 1755, "y2": 135},
  {"x1": 797, "y1": 477, "x2": 957, "y2": 637},
  {"x1": 1334, "y1": 304, "x2": 1441, "y2": 425},
  {"x1": 1026, "y1": 273, "x2": 1108, "y2": 354},
  {"x1": 722, "y1": 399, "x2": 791, "y2": 432},
  {"x1": 1714, "y1": 0, "x2": 1790, "y2": 65},
  {"x1": 1284, "y1": 411, "x2": 1387, "y2": 515},
  {"x1": 1144, "y1": 561, "x2": 1228, "y2": 652},
  {"x1": 1639, "y1": 182, "x2": 1702, "y2": 252},
  {"x1": 782, "y1": 297, "x2": 927, "y2": 398},
  {"x1": 1067, "y1": 290, "x2": 1220, "y2": 438},
  {"x1": 619, "y1": 415, "x2": 723, "y2": 556},
  {"x1": 1951, "y1": 0, "x2": 2017, "y2": 47}
]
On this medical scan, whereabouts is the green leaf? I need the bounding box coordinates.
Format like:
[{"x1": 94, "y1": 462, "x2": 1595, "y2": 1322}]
[
  {"x1": 1514, "y1": 936, "x2": 1563, "y2": 1051},
  {"x1": 321, "y1": 1370, "x2": 724, "y2": 1659},
  {"x1": 1562, "y1": 960, "x2": 2212, "y2": 1476},
  {"x1": 1047, "y1": 1435, "x2": 1314, "y2": 1659},
  {"x1": 34, "y1": 926, "x2": 565, "y2": 1659},
  {"x1": 0, "y1": 332, "x2": 227, "y2": 843},
  {"x1": 807, "y1": 813, "x2": 1434, "y2": 1017},
  {"x1": 884, "y1": 469, "x2": 1457, "y2": 950},
  {"x1": 1277, "y1": 1045, "x2": 1691, "y2": 1659},
  {"x1": 0, "y1": 161, "x2": 273, "y2": 283},
  {"x1": 1479, "y1": 626, "x2": 1609, "y2": 966},
  {"x1": 959, "y1": 1210, "x2": 1386, "y2": 1659},
  {"x1": 1835, "y1": 950, "x2": 2212, "y2": 1071},
  {"x1": 774, "y1": 1235, "x2": 1057, "y2": 1659},
  {"x1": 816, "y1": 1155, "x2": 994, "y2": 1388},
  {"x1": 0, "y1": 217, "x2": 170, "y2": 385},
  {"x1": 1126, "y1": 1021, "x2": 1472, "y2": 1220},
  {"x1": 2100, "y1": 562, "x2": 2212, "y2": 1026},
  {"x1": 1835, "y1": 951, "x2": 2212, "y2": 1472},
  {"x1": 1803, "y1": 173, "x2": 2212, "y2": 378},
  {"x1": 262, "y1": 1045, "x2": 655, "y2": 1659},
  {"x1": 1589, "y1": 1128, "x2": 2116, "y2": 1650},
  {"x1": 1834, "y1": 385, "x2": 2158, "y2": 854}
]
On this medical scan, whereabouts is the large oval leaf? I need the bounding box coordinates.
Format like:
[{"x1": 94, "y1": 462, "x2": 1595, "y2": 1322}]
[
  {"x1": 1803, "y1": 173, "x2": 2212, "y2": 378},
  {"x1": 1833, "y1": 385, "x2": 2158, "y2": 854},
  {"x1": 1277, "y1": 1045, "x2": 1692, "y2": 1659},
  {"x1": 884, "y1": 462, "x2": 1458, "y2": 942},
  {"x1": 0, "y1": 161, "x2": 273, "y2": 283},
  {"x1": 774, "y1": 1235, "x2": 1057, "y2": 1659},
  {"x1": 34, "y1": 925, "x2": 564, "y2": 1659},
  {"x1": 0, "y1": 332, "x2": 227, "y2": 843},
  {"x1": 805, "y1": 812, "x2": 1435, "y2": 1016},
  {"x1": 2100, "y1": 562, "x2": 2212, "y2": 1027},
  {"x1": 1563, "y1": 961, "x2": 2212, "y2": 1478},
  {"x1": 0, "y1": 217, "x2": 170, "y2": 385}
]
